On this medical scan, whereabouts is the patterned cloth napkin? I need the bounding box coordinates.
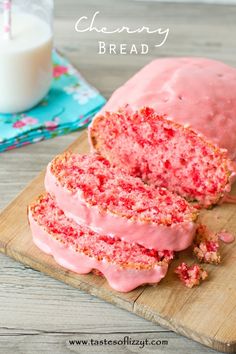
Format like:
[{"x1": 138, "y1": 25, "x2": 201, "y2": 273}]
[{"x1": 0, "y1": 50, "x2": 106, "y2": 152}]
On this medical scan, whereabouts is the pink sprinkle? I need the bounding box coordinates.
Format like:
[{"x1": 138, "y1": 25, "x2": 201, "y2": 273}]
[{"x1": 217, "y1": 231, "x2": 235, "y2": 244}]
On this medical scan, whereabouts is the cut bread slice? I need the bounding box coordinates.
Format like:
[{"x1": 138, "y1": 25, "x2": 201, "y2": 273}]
[
  {"x1": 89, "y1": 106, "x2": 236, "y2": 207},
  {"x1": 45, "y1": 152, "x2": 197, "y2": 251},
  {"x1": 28, "y1": 194, "x2": 173, "y2": 292}
]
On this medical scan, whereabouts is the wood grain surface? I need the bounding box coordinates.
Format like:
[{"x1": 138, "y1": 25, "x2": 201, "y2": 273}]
[
  {"x1": 1, "y1": 131, "x2": 236, "y2": 353},
  {"x1": 1, "y1": 0, "x2": 236, "y2": 353}
]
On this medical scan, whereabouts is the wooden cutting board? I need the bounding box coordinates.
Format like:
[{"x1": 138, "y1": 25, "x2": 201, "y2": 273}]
[{"x1": 0, "y1": 131, "x2": 236, "y2": 353}]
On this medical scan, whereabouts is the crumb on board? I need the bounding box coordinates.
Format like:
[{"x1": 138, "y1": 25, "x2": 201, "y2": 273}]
[
  {"x1": 175, "y1": 262, "x2": 208, "y2": 288},
  {"x1": 193, "y1": 224, "x2": 221, "y2": 264}
]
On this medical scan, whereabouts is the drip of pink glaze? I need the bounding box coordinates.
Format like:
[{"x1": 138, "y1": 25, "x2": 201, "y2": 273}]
[
  {"x1": 217, "y1": 230, "x2": 235, "y2": 244},
  {"x1": 218, "y1": 193, "x2": 236, "y2": 205}
]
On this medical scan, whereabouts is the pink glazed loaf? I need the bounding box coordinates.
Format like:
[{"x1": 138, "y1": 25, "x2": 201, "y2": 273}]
[
  {"x1": 89, "y1": 107, "x2": 236, "y2": 207},
  {"x1": 100, "y1": 57, "x2": 236, "y2": 160},
  {"x1": 45, "y1": 152, "x2": 197, "y2": 251},
  {"x1": 28, "y1": 194, "x2": 173, "y2": 292}
]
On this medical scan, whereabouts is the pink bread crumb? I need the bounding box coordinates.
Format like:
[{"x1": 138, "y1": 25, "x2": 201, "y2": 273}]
[
  {"x1": 175, "y1": 262, "x2": 208, "y2": 288},
  {"x1": 193, "y1": 224, "x2": 221, "y2": 264}
]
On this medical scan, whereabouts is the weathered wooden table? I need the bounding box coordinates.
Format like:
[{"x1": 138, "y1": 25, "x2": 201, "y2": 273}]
[{"x1": 0, "y1": 0, "x2": 235, "y2": 353}]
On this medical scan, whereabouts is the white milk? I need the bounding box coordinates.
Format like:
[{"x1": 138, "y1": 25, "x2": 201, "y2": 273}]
[{"x1": 0, "y1": 12, "x2": 53, "y2": 113}]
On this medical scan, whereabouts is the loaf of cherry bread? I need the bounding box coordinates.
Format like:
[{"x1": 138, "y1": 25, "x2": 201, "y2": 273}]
[
  {"x1": 28, "y1": 194, "x2": 173, "y2": 292},
  {"x1": 44, "y1": 152, "x2": 197, "y2": 251},
  {"x1": 89, "y1": 106, "x2": 236, "y2": 207},
  {"x1": 99, "y1": 57, "x2": 236, "y2": 161}
]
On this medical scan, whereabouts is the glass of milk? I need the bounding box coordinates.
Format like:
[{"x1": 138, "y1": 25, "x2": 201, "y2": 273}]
[{"x1": 0, "y1": 0, "x2": 53, "y2": 114}]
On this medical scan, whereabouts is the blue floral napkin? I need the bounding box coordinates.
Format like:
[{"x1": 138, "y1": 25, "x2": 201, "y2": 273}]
[{"x1": 0, "y1": 50, "x2": 106, "y2": 152}]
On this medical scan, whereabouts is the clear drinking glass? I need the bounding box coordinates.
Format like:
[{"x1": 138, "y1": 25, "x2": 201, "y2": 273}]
[{"x1": 0, "y1": 0, "x2": 53, "y2": 113}]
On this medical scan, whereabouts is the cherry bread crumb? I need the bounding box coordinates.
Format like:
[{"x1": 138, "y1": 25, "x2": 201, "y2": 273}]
[
  {"x1": 45, "y1": 152, "x2": 198, "y2": 251},
  {"x1": 175, "y1": 262, "x2": 208, "y2": 288},
  {"x1": 193, "y1": 224, "x2": 221, "y2": 264},
  {"x1": 89, "y1": 106, "x2": 236, "y2": 207}
]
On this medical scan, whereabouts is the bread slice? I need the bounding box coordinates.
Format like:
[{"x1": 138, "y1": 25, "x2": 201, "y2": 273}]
[
  {"x1": 45, "y1": 152, "x2": 197, "y2": 251},
  {"x1": 28, "y1": 194, "x2": 173, "y2": 292},
  {"x1": 89, "y1": 106, "x2": 236, "y2": 207}
]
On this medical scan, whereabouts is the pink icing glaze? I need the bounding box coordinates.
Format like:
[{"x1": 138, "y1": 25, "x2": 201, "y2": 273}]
[
  {"x1": 28, "y1": 211, "x2": 168, "y2": 292},
  {"x1": 217, "y1": 230, "x2": 235, "y2": 244},
  {"x1": 218, "y1": 193, "x2": 236, "y2": 205},
  {"x1": 45, "y1": 163, "x2": 197, "y2": 251},
  {"x1": 93, "y1": 57, "x2": 236, "y2": 160}
]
